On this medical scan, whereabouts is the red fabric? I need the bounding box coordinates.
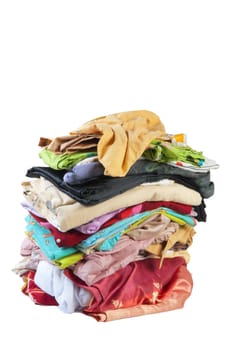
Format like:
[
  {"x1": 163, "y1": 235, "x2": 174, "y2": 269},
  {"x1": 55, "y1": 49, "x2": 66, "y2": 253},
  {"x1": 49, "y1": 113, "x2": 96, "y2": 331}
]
[
  {"x1": 29, "y1": 212, "x2": 88, "y2": 247},
  {"x1": 21, "y1": 270, "x2": 58, "y2": 306},
  {"x1": 90, "y1": 264, "x2": 193, "y2": 321},
  {"x1": 64, "y1": 257, "x2": 188, "y2": 314}
]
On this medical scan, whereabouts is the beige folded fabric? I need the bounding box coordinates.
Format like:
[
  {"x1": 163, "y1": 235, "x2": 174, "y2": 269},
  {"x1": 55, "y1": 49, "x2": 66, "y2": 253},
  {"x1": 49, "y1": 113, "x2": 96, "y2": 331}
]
[
  {"x1": 38, "y1": 133, "x2": 101, "y2": 153},
  {"x1": 22, "y1": 177, "x2": 202, "y2": 232}
]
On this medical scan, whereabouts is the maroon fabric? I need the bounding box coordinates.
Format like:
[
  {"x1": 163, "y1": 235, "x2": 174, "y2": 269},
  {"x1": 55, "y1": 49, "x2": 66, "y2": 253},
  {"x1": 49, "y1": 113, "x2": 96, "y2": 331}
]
[
  {"x1": 22, "y1": 270, "x2": 58, "y2": 306},
  {"x1": 64, "y1": 257, "x2": 186, "y2": 314},
  {"x1": 29, "y1": 212, "x2": 88, "y2": 247}
]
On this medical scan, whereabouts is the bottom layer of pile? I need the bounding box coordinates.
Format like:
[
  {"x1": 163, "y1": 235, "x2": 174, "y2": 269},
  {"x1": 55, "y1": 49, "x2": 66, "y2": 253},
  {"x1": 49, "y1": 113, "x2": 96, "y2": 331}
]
[{"x1": 21, "y1": 256, "x2": 193, "y2": 322}]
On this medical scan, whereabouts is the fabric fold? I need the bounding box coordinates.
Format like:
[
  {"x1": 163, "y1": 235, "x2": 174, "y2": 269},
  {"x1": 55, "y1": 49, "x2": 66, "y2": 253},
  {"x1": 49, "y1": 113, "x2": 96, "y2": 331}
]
[{"x1": 22, "y1": 178, "x2": 202, "y2": 232}]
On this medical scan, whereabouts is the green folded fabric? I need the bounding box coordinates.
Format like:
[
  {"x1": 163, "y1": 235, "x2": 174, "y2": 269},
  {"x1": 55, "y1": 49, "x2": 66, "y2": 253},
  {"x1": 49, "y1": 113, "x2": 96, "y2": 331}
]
[
  {"x1": 39, "y1": 148, "x2": 97, "y2": 170},
  {"x1": 143, "y1": 140, "x2": 205, "y2": 166}
]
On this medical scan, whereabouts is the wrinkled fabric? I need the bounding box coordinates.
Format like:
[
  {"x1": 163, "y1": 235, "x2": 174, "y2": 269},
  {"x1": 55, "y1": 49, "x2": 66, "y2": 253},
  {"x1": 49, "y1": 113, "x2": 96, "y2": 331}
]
[
  {"x1": 21, "y1": 197, "x2": 207, "y2": 224},
  {"x1": 77, "y1": 208, "x2": 125, "y2": 235},
  {"x1": 160, "y1": 224, "x2": 195, "y2": 262},
  {"x1": 39, "y1": 149, "x2": 97, "y2": 170},
  {"x1": 88, "y1": 264, "x2": 193, "y2": 321},
  {"x1": 25, "y1": 162, "x2": 213, "y2": 205},
  {"x1": 29, "y1": 212, "x2": 89, "y2": 247},
  {"x1": 143, "y1": 140, "x2": 205, "y2": 167},
  {"x1": 24, "y1": 215, "x2": 84, "y2": 268},
  {"x1": 77, "y1": 208, "x2": 190, "y2": 253},
  {"x1": 38, "y1": 133, "x2": 101, "y2": 152},
  {"x1": 62, "y1": 157, "x2": 214, "y2": 199},
  {"x1": 53, "y1": 252, "x2": 84, "y2": 269},
  {"x1": 127, "y1": 213, "x2": 178, "y2": 241},
  {"x1": 64, "y1": 257, "x2": 188, "y2": 318},
  {"x1": 22, "y1": 178, "x2": 202, "y2": 232},
  {"x1": 21, "y1": 270, "x2": 58, "y2": 306},
  {"x1": 146, "y1": 224, "x2": 196, "y2": 266},
  {"x1": 157, "y1": 208, "x2": 197, "y2": 226},
  {"x1": 76, "y1": 210, "x2": 158, "y2": 253},
  {"x1": 20, "y1": 236, "x2": 38, "y2": 256},
  {"x1": 99, "y1": 201, "x2": 193, "y2": 230},
  {"x1": 24, "y1": 214, "x2": 79, "y2": 260},
  {"x1": 72, "y1": 221, "x2": 177, "y2": 285},
  {"x1": 64, "y1": 161, "x2": 104, "y2": 185},
  {"x1": 29, "y1": 204, "x2": 191, "y2": 248},
  {"x1": 72, "y1": 235, "x2": 150, "y2": 285},
  {"x1": 70, "y1": 110, "x2": 165, "y2": 176},
  {"x1": 12, "y1": 250, "x2": 43, "y2": 277},
  {"x1": 35, "y1": 260, "x2": 92, "y2": 313}
]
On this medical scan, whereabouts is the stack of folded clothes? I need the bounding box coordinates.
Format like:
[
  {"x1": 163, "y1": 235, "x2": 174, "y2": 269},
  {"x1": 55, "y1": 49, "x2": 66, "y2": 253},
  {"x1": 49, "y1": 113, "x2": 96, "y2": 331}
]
[{"x1": 13, "y1": 110, "x2": 218, "y2": 321}]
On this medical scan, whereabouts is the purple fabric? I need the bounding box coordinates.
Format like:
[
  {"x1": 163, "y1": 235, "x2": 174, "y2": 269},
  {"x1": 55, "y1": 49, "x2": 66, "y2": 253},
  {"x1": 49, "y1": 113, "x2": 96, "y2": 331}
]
[
  {"x1": 63, "y1": 161, "x2": 104, "y2": 185},
  {"x1": 77, "y1": 208, "x2": 126, "y2": 234}
]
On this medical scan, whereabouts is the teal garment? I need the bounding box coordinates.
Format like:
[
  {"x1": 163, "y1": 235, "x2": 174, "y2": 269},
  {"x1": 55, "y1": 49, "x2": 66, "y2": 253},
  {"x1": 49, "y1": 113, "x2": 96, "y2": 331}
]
[
  {"x1": 76, "y1": 210, "x2": 158, "y2": 253},
  {"x1": 159, "y1": 207, "x2": 196, "y2": 226},
  {"x1": 39, "y1": 148, "x2": 97, "y2": 170},
  {"x1": 143, "y1": 140, "x2": 205, "y2": 167},
  {"x1": 25, "y1": 215, "x2": 78, "y2": 260}
]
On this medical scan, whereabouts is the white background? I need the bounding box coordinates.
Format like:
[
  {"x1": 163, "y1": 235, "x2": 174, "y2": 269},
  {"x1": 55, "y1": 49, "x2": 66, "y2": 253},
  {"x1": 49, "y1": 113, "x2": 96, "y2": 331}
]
[{"x1": 0, "y1": 1, "x2": 233, "y2": 349}]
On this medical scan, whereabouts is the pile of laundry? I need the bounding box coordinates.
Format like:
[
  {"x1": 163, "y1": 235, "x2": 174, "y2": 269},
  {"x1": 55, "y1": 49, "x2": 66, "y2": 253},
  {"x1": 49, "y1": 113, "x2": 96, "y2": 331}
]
[{"x1": 13, "y1": 110, "x2": 218, "y2": 321}]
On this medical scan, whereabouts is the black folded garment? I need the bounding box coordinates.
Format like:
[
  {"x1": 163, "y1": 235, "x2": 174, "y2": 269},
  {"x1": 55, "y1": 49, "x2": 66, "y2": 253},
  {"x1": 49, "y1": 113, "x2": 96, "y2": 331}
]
[{"x1": 26, "y1": 159, "x2": 214, "y2": 206}]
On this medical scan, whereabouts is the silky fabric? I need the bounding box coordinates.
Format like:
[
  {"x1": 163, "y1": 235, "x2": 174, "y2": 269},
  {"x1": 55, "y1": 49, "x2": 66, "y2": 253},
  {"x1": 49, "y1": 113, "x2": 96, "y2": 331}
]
[
  {"x1": 21, "y1": 270, "x2": 58, "y2": 306},
  {"x1": 64, "y1": 257, "x2": 188, "y2": 316},
  {"x1": 88, "y1": 265, "x2": 193, "y2": 321}
]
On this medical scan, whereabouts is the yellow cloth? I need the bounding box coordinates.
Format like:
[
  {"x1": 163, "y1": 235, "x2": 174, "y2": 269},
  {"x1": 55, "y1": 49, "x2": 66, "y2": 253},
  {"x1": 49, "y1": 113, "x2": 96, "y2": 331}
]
[
  {"x1": 71, "y1": 110, "x2": 165, "y2": 177},
  {"x1": 146, "y1": 224, "x2": 195, "y2": 267},
  {"x1": 145, "y1": 245, "x2": 191, "y2": 264},
  {"x1": 54, "y1": 252, "x2": 84, "y2": 269}
]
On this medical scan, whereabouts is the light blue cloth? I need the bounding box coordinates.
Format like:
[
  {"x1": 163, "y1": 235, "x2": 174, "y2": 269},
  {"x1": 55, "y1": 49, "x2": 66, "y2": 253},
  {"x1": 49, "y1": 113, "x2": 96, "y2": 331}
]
[{"x1": 159, "y1": 207, "x2": 196, "y2": 226}]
